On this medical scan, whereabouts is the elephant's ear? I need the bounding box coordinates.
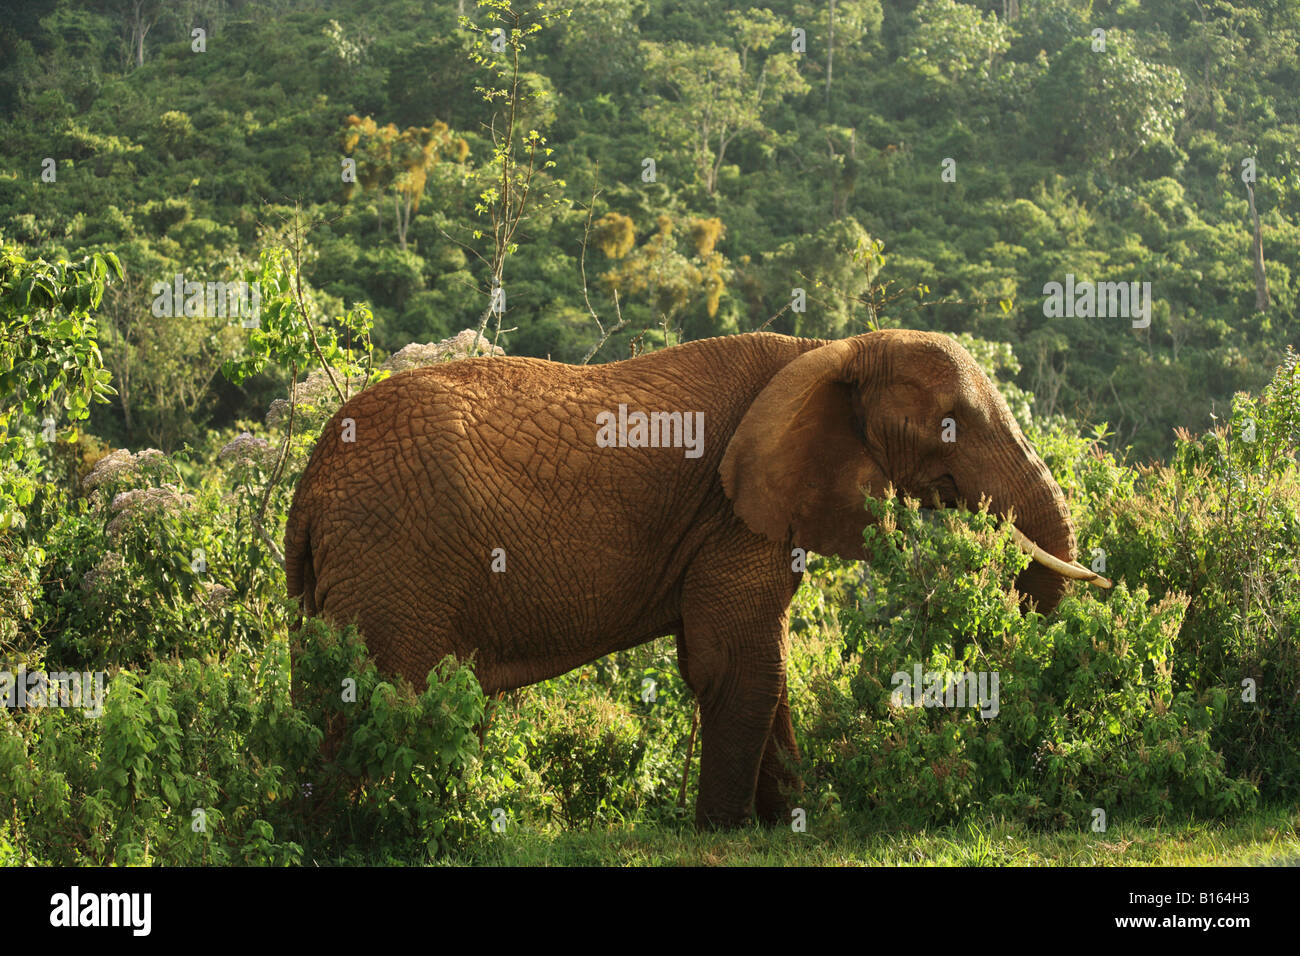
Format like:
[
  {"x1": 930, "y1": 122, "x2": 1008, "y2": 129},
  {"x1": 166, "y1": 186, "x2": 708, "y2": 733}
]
[{"x1": 720, "y1": 337, "x2": 889, "y2": 559}]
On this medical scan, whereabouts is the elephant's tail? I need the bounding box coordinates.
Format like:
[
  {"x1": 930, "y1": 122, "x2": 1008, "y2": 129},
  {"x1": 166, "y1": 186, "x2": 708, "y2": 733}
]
[{"x1": 284, "y1": 500, "x2": 317, "y2": 623}]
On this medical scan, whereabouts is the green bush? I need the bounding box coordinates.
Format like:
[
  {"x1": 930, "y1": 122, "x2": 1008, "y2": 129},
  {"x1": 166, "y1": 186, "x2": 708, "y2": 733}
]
[
  {"x1": 794, "y1": 491, "x2": 1257, "y2": 831},
  {"x1": 23, "y1": 448, "x2": 281, "y2": 669},
  {"x1": 0, "y1": 619, "x2": 491, "y2": 864},
  {"x1": 480, "y1": 640, "x2": 698, "y2": 833},
  {"x1": 288, "y1": 618, "x2": 488, "y2": 856},
  {"x1": 1074, "y1": 350, "x2": 1300, "y2": 798},
  {"x1": 0, "y1": 639, "x2": 308, "y2": 865},
  {"x1": 527, "y1": 696, "x2": 647, "y2": 828}
]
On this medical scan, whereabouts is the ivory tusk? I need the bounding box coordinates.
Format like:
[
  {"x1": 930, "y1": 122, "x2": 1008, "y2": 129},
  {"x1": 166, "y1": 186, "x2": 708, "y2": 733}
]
[{"x1": 1010, "y1": 526, "x2": 1113, "y2": 589}]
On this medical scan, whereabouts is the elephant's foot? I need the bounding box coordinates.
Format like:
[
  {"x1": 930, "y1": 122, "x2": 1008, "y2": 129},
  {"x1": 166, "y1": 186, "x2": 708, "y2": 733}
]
[
  {"x1": 695, "y1": 798, "x2": 756, "y2": 830},
  {"x1": 753, "y1": 776, "x2": 794, "y2": 826}
]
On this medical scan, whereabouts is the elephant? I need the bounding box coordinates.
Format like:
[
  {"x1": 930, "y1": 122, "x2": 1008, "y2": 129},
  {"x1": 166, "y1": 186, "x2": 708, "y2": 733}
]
[{"x1": 285, "y1": 329, "x2": 1109, "y2": 828}]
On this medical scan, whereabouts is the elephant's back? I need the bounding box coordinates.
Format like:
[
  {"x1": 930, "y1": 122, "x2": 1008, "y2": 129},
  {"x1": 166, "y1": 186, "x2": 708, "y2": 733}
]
[
  {"x1": 287, "y1": 344, "x2": 763, "y2": 568},
  {"x1": 300, "y1": 355, "x2": 594, "y2": 467},
  {"x1": 285, "y1": 357, "x2": 607, "y2": 612},
  {"x1": 288, "y1": 357, "x2": 586, "y2": 540}
]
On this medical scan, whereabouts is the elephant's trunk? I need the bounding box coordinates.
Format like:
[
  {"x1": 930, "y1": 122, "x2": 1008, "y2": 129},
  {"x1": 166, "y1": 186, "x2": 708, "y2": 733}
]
[{"x1": 1002, "y1": 455, "x2": 1081, "y2": 615}]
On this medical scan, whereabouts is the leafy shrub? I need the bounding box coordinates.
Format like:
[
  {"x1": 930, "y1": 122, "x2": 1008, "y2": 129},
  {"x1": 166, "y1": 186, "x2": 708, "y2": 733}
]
[
  {"x1": 0, "y1": 639, "x2": 307, "y2": 865},
  {"x1": 0, "y1": 242, "x2": 119, "y2": 528},
  {"x1": 526, "y1": 696, "x2": 647, "y2": 828},
  {"x1": 288, "y1": 618, "x2": 488, "y2": 856},
  {"x1": 1074, "y1": 349, "x2": 1300, "y2": 798},
  {"x1": 0, "y1": 619, "x2": 491, "y2": 864},
  {"x1": 24, "y1": 450, "x2": 281, "y2": 668},
  {"x1": 794, "y1": 491, "x2": 1257, "y2": 831},
  {"x1": 477, "y1": 640, "x2": 697, "y2": 833}
]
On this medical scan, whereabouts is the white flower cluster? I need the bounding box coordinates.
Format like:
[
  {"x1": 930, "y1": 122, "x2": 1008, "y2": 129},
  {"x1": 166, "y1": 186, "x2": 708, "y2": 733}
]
[
  {"x1": 79, "y1": 551, "x2": 126, "y2": 598},
  {"x1": 106, "y1": 484, "x2": 196, "y2": 536},
  {"x1": 82, "y1": 448, "x2": 167, "y2": 491},
  {"x1": 198, "y1": 582, "x2": 234, "y2": 609},
  {"x1": 380, "y1": 329, "x2": 504, "y2": 373},
  {"x1": 265, "y1": 370, "x2": 341, "y2": 428},
  {"x1": 217, "y1": 432, "x2": 277, "y2": 469},
  {"x1": 265, "y1": 330, "x2": 505, "y2": 427}
]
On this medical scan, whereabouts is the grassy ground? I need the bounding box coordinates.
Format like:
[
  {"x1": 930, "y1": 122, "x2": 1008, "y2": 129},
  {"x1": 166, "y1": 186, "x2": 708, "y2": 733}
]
[{"x1": 443, "y1": 805, "x2": 1300, "y2": 866}]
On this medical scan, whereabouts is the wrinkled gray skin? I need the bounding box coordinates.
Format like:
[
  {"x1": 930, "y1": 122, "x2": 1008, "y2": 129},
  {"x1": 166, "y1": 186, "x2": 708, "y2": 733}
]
[{"x1": 287, "y1": 330, "x2": 1077, "y2": 827}]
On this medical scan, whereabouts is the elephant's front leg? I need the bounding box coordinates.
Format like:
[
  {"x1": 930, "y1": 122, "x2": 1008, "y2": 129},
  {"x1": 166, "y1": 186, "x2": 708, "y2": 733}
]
[
  {"x1": 690, "y1": 657, "x2": 785, "y2": 828},
  {"x1": 681, "y1": 554, "x2": 797, "y2": 828}
]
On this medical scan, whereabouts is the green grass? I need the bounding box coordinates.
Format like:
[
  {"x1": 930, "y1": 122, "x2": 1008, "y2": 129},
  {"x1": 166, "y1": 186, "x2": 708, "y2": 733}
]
[{"x1": 432, "y1": 805, "x2": 1300, "y2": 867}]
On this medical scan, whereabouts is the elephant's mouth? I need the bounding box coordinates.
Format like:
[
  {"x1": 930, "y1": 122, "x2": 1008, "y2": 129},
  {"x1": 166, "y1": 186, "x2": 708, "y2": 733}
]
[{"x1": 929, "y1": 473, "x2": 961, "y2": 509}]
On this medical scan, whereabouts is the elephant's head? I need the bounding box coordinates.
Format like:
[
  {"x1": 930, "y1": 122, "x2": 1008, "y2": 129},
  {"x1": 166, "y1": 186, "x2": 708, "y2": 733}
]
[{"x1": 719, "y1": 329, "x2": 1108, "y2": 613}]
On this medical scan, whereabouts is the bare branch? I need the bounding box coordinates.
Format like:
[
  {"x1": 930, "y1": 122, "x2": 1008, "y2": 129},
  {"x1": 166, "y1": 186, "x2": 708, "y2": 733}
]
[
  {"x1": 288, "y1": 212, "x2": 345, "y2": 404},
  {"x1": 753, "y1": 301, "x2": 791, "y2": 335},
  {"x1": 582, "y1": 289, "x2": 627, "y2": 364}
]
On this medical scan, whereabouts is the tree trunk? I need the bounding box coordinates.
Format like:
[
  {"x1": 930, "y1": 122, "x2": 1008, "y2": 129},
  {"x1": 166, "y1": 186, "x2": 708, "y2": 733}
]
[
  {"x1": 132, "y1": 1, "x2": 148, "y2": 68},
  {"x1": 827, "y1": 134, "x2": 837, "y2": 220},
  {"x1": 1246, "y1": 183, "x2": 1271, "y2": 311},
  {"x1": 709, "y1": 131, "x2": 732, "y2": 195},
  {"x1": 127, "y1": 1, "x2": 159, "y2": 69},
  {"x1": 118, "y1": 359, "x2": 134, "y2": 440},
  {"x1": 826, "y1": 0, "x2": 834, "y2": 112}
]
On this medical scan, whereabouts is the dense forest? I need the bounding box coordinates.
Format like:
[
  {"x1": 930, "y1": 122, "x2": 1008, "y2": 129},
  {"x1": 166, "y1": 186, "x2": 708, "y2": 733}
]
[
  {"x1": 3, "y1": 0, "x2": 1296, "y2": 458},
  {"x1": 1, "y1": 0, "x2": 1298, "y2": 866}
]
